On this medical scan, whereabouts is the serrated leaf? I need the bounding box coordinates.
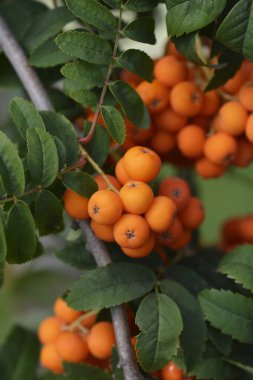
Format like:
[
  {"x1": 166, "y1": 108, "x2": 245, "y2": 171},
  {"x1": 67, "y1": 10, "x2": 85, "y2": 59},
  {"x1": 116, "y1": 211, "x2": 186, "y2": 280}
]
[
  {"x1": 161, "y1": 279, "x2": 206, "y2": 371},
  {"x1": 61, "y1": 62, "x2": 104, "y2": 90},
  {"x1": 10, "y1": 97, "x2": 45, "y2": 138},
  {"x1": 0, "y1": 131, "x2": 25, "y2": 197},
  {"x1": 226, "y1": 343, "x2": 253, "y2": 376},
  {"x1": 122, "y1": 17, "x2": 156, "y2": 45},
  {"x1": 70, "y1": 89, "x2": 98, "y2": 107},
  {"x1": 35, "y1": 191, "x2": 63, "y2": 236},
  {"x1": 66, "y1": 0, "x2": 117, "y2": 32},
  {"x1": 166, "y1": 0, "x2": 227, "y2": 37},
  {"x1": 23, "y1": 7, "x2": 74, "y2": 53},
  {"x1": 29, "y1": 38, "x2": 69, "y2": 68},
  {"x1": 5, "y1": 201, "x2": 36, "y2": 264},
  {"x1": 26, "y1": 128, "x2": 59, "y2": 188},
  {"x1": 56, "y1": 241, "x2": 96, "y2": 270},
  {"x1": 109, "y1": 80, "x2": 144, "y2": 125},
  {"x1": 62, "y1": 171, "x2": 98, "y2": 197},
  {"x1": 84, "y1": 125, "x2": 110, "y2": 171},
  {"x1": 53, "y1": 137, "x2": 66, "y2": 169},
  {"x1": 207, "y1": 326, "x2": 232, "y2": 356},
  {"x1": 56, "y1": 31, "x2": 112, "y2": 65},
  {"x1": 192, "y1": 355, "x2": 235, "y2": 380},
  {"x1": 173, "y1": 32, "x2": 205, "y2": 65},
  {"x1": 124, "y1": 0, "x2": 159, "y2": 12},
  {"x1": 0, "y1": 326, "x2": 40, "y2": 380},
  {"x1": 101, "y1": 106, "x2": 126, "y2": 144},
  {"x1": 117, "y1": 50, "x2": 154, "y2": 82},
  {"x1": 64, "y1": 363, "x2": 112, "y2": 380},
  {"x1": 166, "y1": 264, "x2": 207, "y2": 296},
  {"x1": 136, "y1": 292, "x2": 183, "y2": 371},
  {"x1": 216, "y1": 0, "x2": 253, "y2": 61},
  {"x1": 205, "y1": 50, "x2": 243, "y2": 91},
  {"x1": 0, "y1": 218, "x2": 6, "y2": 287},
  {"x1": 199, "y1": 289, "x2": 253, "y2": 343},
  {"x1": 67, "y1": 263, "x2": 156, "y2": 311},
  {"x1": 218, "y1": 244, "x2": 253, "y2": 292},
  {"x1": 40, "y1": 111, "x2": 79, "y2": 165}
]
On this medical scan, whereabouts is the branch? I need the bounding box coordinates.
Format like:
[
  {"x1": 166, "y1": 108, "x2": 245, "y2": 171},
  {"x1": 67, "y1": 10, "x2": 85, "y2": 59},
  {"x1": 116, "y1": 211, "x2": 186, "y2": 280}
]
[{"x1": 0, "y1": 14, "x2": 144, "y2": 380}]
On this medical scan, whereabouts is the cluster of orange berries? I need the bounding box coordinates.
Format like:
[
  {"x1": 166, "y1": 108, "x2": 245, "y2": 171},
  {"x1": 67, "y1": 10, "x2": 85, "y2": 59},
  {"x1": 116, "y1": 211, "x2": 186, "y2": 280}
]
[
  {"x1": 221, "y1": 213, "x2": 253, "y2": 252},
  {"x1": 121, "y1": 41, "x2": 253, "y2": 179},
  {"x1": 64, "y1": 146, "x2": 204, "y2": 256},
  {"x1": 38, "y1": 297, "x2": 115, "y2": 374}
]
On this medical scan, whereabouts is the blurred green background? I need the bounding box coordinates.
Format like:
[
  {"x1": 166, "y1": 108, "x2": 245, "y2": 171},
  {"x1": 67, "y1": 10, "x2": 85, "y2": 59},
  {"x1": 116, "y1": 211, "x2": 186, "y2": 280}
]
[{"x1": 1, "y1": 0, "x2": 253, "y2": 347}]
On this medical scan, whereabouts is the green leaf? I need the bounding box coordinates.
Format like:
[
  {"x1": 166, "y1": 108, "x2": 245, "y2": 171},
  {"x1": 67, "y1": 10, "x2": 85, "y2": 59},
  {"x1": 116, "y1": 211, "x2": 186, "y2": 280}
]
[
  {"x1": 84, "y1": 125, "x2": 110, "y2": 171},
  {"x1": 29, "y1": 38, "x2": 69, "y2": 68},
  {"x1": 69, "y1": 89, "x2": 98, "y2": 107},
  {"x1": 0, "y1": 326, "x2": 40, "y2": 380},
  {"x1": 56, "y1": 241, "x2": 96, "y2": 270},
  {"x1": 26, "y1": 128, "x2": 59, "y2": 188},
  {"x1": 10, "y1": 97, "x2": 45, "y2": 138},
  {"x1": 0, "y1": 218, "x2": 7, "y2": 264},
  {"x1": 53, "y1": 137, "x2": 67, "y2": 169},
  {"x1": 62, "y1": 172, "x2": 98, "y2": 197},
  {"x1": 226, "y1": 343, "x2": 253, "y2": 376},
  {"x1": 64, "y1": 363, "x2": 112, "y2": 380},
  {"x1": 61, "y1": 62, "x2": 104, "y2": 90},
  {"x1": 218, "y1": 244, "x2": 253, "y2": 292},
  {"x1": 109, "y1": 80, "x2": 144, "y2": 125},
  {"x1": 66, "y1": 0, "x2": 117, "y2": 31},
  {"x1": 136, "y1": 292, "x2": 183, "y2": 371},
  {"x1": 166, "y1": 0, "x2": 227, "y2": 37},
  {"x1": 122, "y1": 17, "x2": 156, "y2": 44},
  {"x1": 40, "y1": 111, "x2": 79, "y2": 165},
  {"x1": 0, "y1": 55, "x2": 21, "y2": 89},
  {"x1": 124, "y1": 0, "x2": 159, "y2": 11},
  {"x1": 117, "y1": 49, "x2": 154, "y2": 82},
  {"x1": 172, "y1": 32, "x2": 205, "y2": 65},
  {"x1": 161, "y1": 279, "x2": 206, "y2": 371},
  {"x1": 199, "y1": 289, "x2": 253, "y2": 344},
  {"x1": 56, "y1": 31, "x2": 113, "y2": 65},
  {"x1": 0, "y1": 131, "x2": 25, "y2": 197},
  {"x1": 24, "y1": 7, "x2": 74, "y2": 53},
  {"x1": 67, "y1": 263, "x2": 156, "y2": 311},
  {"x1": 101, "y1": 106, "x2": 126, "y2": 144},
  {"x1": 35, "y1": 191, "x2": 63, "y2": 236},
  {"x1": 216, "y1": 0, "x2": 253, "y2": 61},
  {"x1": 207, "y1": 326, "x2": 232, "y2": 356},
  {"x1": 205, "y1": 50, "x2": 243, "y2": 91},
  {"x1": 192, "y1": 353, "x2": 235, "y2": 380},
  {"x1": 6, "y1": 201, "x2": 36, "y2": 264}
]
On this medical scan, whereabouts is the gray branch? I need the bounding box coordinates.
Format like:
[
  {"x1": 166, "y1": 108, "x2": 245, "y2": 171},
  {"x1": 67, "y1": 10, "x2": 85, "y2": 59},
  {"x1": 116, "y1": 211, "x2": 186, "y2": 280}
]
[{"x1": 0, "y1": 14, "x2": 144, "y2": 380}]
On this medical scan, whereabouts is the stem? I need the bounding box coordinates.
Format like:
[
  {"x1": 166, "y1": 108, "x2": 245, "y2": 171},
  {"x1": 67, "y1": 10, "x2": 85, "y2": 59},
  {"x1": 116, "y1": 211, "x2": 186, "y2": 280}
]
[
  {"x1": 79, "y1": 6, "x2": 123, "y2": 144},
  {"x1": 0, "y1": 187, "x2": 41, "y2": 205},
  {"x1": 0, "y1": 13, "x2": 144, "y2": 380},
  {"x1": 66, "y1": 310, "x2": 98, "y2": 332}
]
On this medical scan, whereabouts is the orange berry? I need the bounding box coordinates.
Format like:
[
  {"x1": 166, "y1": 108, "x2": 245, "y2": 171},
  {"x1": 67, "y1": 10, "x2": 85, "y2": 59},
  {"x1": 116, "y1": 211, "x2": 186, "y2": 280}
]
[
  {"x1": 113, "y1": 214, "x2": 150, "y2": 249},
  {"x1": 179, "y1": 197, "x2": 205, "y2": 229},
  {"x1": 121, "y1": 232, "x2": 155, "y2": 258},
  {"x1": 153, "y1": 108, "x2": 188, "y2": 133},
  {"x1": 246, "y1": 113, "x2": 253, "y2": 142},
  {"x1": 56, "y1": 332, "x2": 89, "y2": 363},
  {"x1": 151, "y1": 130, "x2": 176, "y2": 155},
  {"x1": 80, "y1": 312, "x2": 97, "y2": 328},
  {"x1": 158, "y1": 177, "x2": 191, "y2": 212},
  {"x1": 166, "y1": 42, "x2": 186, "y2": 61},
  {"x1": 38, "y1": 317, "x2": 63, "y2": 344},
  {"x1": 170, "y1": 81, "x2": 203, "y2": 117},
  {"x1": 234, "y1": 138, "x2": 253, "y2": 167},
  {"x1": 161, "y1": 361, "x2": 183, "y2": 380},
  {"x1": 204, "y1": 132, "x2": 238, "y2": 165},
  {"x1": 240, "y1": 215, "x2": 253, "y2": 244},
  {"x1": 123, "y1": 146, "x2": 161, "y2": 182},
  {"x1": 169, "y1": 229, "x2": 192, "y2": 250},
  {"x1": 157, "y1": 218, "x2": 183, "y2": 247},
  {"x1": 115, "y1": 158, "x2": 132, "y2": 185},
  {"x1": 145, "y1": 196, "x2": 177, "y2": 233},
  {"x1": 40, "y1": 343, "x2": 64, "y2": 374},
  {"x1": 190, "y1": 115, "x2": 210, "y2": 130},
  {"x1": 177, "y1": 125, "x2": 205, "y2": 158},
  {"x1": 119, "y1": 181, "x2": 154, "y2": 214},
  {"x1": 154, "y1": 56, "x2": 188, "y2": 87},
  {"x1": 136, "y1": 80, "x2": 171, "y2": 114},
  {"x1": 54, "y1": 298, "x2": 82, "y2": 324},
  {"x1": 125, "y1": 118, "x2": 154, "y2": 144},
  {"x1": 90, "y1": 220, "x2": 115, "y2": 242},
  {"x1": 200, "y1": 90, "x2": 220, "y2": 116},
  {"x1": 195, "y1": 157, "x2": 226, "y2": 179},
  {"x1": 88, "y1": 190, "x2": 123, "y2": 225},
  {"x1": 94, "y1": 174, "x2": 121, "y2": 191},
  {"x1": 63, "y1": 189, "x2": 89, "y2": 220},
  {"x1": 217, "y1": 101, "x2": 248, "y2": 136},
  {"x1": 238, "y1": 82, "x2": 253, "y2": 112},
  {"x1": 87, "y1": 322, "x2": 116, "y2": 360},
  {"x1": 222, "y1": 69, "x2": 247, "y2": 94}
]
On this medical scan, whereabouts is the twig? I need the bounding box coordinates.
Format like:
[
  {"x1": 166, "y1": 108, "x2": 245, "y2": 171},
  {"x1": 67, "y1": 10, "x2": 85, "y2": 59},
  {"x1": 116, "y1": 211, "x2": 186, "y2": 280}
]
[{"x1": 0, "y1": 13, "x2": 144, "y2": 380}]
